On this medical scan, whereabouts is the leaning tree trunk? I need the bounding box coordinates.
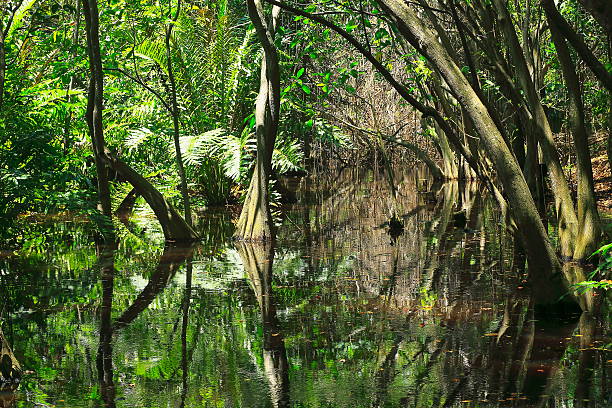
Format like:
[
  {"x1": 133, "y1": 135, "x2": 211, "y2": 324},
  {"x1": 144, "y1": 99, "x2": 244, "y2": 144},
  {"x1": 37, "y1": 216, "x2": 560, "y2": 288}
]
[
  {"x1": 81, "y1": 0, "x2": 197, "y2": 243},
  {"x1": 0, "y1": 326, "x2": 21, "y2": 389},
  {"x1": 235, "y1": 1, "x2": 281, "y2": 241},
  {"x1": 377, "y1": 0, "x2": 562, "y2": 277},
  {"x1": 546, "y1": 7, "x2": 601, "y2": 261}
]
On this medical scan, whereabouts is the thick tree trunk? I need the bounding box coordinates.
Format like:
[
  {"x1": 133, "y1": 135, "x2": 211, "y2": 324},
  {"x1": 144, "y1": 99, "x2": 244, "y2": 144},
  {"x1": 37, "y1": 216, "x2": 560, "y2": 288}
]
[
  {"x1": 378, "y1": 0, "x2": 562, "y2": 277},
  {"x1": 235, "y1": 1, "x2": 281, "y2": 241},
  {"x1": 82, "y1": 0, "x2": 197, "y2": 243},
  {"x1": 0, "y1": 326, "x2": 21, "y2": 389},
  {"x1": 547, "y1": 11, "x2": 601, "y2": 261}
]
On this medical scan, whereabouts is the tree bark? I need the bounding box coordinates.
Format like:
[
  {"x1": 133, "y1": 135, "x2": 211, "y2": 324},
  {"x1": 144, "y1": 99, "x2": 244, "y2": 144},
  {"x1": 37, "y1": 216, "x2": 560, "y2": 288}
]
[
  {"x1": 547, "y1": 10, "x2": 601, "y2": 261},
  {"x1": 0, "y1": 34, "x2": 5, "y2": 110},
  {"x1": 166, "y1": 0, "x2": 193, "y2": 228},
  {"x1": 377, "y1": 0, "x2": 562, "y2": 277},
  {"x1": 493, "y1": 0, "x2": 578, "y2": 258},
  {"x1": 82, "y1": 0, "x2": 197, "y2": 242},
  {"x1": 82, "y1": 0, "x2": 113, "y2": 228},
  {"x1": 102, "y1": 151, "x2": 198, "y2": 242},
  {"x1": 235, "y1": 1, "x2": 281, "y2": 241}
]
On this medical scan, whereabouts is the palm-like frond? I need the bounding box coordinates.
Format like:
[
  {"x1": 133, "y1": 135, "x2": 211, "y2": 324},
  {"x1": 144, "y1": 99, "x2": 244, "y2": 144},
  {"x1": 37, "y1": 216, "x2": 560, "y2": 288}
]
[
  {"x1": 273, "y1": 136, "x2": 304, "y2": 174},
  {"x1": 135, "y1": 39, "x2": 167, "y2": 72}
]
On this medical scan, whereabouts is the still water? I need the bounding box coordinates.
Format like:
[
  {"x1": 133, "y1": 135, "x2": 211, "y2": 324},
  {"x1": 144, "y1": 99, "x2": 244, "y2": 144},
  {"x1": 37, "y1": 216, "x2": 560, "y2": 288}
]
[{"x1": 1, "y1": 170, "x2": 610, "y2": 407}]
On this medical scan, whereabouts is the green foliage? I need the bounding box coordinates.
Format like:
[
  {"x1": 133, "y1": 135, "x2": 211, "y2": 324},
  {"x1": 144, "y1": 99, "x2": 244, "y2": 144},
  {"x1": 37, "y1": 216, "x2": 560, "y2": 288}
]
[{"x1": 574, "y1": 243, "x2": 612, "y2": 292}]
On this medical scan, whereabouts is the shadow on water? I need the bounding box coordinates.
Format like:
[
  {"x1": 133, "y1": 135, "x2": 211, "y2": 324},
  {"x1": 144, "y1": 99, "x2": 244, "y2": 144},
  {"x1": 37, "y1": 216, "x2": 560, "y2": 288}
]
[{"x1": 0, "y1": 169, "x2": 610, "y2": 407}]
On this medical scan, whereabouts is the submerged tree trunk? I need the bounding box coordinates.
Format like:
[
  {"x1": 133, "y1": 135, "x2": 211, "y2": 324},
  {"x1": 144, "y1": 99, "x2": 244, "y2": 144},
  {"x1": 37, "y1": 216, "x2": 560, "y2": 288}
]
[
  {"x1": 377, "y1": 0, "x2": 562, "y2": 277},
  {"x1": 235, "y1": 1, "x2": 281, "y2": 241},
  {"x1": 0, "y1": 326, "x2": 21, "y2": 389},
  {"x1": 547, "y1": 11, "x2": 601, "y2": 261},
  {"x1": 81, "y1": 0, "x2": 197, "y2": 242}
]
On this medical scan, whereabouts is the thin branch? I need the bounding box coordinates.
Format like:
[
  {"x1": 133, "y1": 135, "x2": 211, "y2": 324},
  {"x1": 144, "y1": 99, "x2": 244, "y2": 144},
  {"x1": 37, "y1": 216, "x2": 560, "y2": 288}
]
[{"x1": 103, "y1": 66, "x2": 172, "y2": 112}]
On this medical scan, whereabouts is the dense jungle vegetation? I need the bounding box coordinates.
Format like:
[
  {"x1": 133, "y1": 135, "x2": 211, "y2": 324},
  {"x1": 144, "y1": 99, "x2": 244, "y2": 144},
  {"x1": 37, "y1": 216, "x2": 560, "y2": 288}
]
[{"x1": 1, "y1": 0, "x2": 611, "y2": 406}]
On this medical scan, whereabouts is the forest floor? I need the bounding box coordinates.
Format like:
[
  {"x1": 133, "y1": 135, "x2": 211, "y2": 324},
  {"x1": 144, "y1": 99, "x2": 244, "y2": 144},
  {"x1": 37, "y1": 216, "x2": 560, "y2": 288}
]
[
  {"x1": 590, "y1": 132, "x2": 611, "y2": 211},
  {"x1": 593, "y1": 152, "x2": 611, "y2": 210}
]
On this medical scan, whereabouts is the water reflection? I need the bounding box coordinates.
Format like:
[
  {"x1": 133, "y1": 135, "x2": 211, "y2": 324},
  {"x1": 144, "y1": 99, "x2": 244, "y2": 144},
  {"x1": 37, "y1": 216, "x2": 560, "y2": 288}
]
[
  {"x1": 1, "y1": 170, "x2": 609, "y2": 407},
  {"x1": 237, "y1": 243, "x2": 290, "y2": 407}
]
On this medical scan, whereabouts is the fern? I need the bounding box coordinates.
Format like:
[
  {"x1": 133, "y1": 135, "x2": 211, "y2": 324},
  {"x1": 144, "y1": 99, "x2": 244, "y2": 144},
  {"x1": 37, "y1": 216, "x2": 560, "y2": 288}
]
[
  {"x1": 135, "y1": 39, "x2": 168, "y2": 72},
  {"x1": 273, "y1": 135, "x2": 304, "y2": 174},
  {"x1": 6, "y1": 0, "x2": 38, "y2": 40}
]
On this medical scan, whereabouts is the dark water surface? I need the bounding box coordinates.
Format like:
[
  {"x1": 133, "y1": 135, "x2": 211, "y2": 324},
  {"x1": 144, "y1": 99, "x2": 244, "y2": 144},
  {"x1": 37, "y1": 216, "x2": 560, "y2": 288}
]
[{"x1": 1, "y1": 170, "x2": 610, "y2": 407}]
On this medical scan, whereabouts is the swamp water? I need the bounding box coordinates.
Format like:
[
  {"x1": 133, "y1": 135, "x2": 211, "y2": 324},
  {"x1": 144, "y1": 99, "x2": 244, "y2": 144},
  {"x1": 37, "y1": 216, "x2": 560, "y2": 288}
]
[{"x1": 0, "y1": 170, "x2": 609, "y2": 407}]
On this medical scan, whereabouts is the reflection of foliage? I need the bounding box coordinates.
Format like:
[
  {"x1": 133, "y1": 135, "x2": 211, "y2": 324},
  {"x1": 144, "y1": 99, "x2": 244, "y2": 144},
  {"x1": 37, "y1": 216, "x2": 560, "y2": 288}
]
[{"x1": 3, "y1": 179, "x2": 607, "y2": 407}]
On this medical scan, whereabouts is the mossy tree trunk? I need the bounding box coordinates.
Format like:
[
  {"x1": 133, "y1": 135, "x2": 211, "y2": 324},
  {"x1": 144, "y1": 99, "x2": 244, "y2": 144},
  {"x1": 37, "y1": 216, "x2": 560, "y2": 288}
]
[
  {"x1": 81, "y1": 0, "x2": 197, "y2": 243},
  {"x1": 492, "y1": 0, "x2": 579, "y2": 258},
  {"x1": 235, "y1": 0, "x2": 281, "y2": 241}
]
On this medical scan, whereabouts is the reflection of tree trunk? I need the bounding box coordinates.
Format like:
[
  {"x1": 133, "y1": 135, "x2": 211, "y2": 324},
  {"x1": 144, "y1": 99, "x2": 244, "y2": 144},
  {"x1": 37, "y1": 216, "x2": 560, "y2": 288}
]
[
  {"x1": 0, "y1": 326, "x2": 21, "y2": 390},
  {"x1": 114, "y1": 245, "x2": 194, "y2": 330},
  {"x1": 236, "y1": 243, "x2": 290, "y2": 408},
  {"x1": 179, "y1": 258, "x2": 193, "y2": 408},
  {"x1": 575, "y1": 312, "x2": 597, "y2": 407},
  {"x1": 96, "y1": 246, "x2": 116, "y2": 408}
]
